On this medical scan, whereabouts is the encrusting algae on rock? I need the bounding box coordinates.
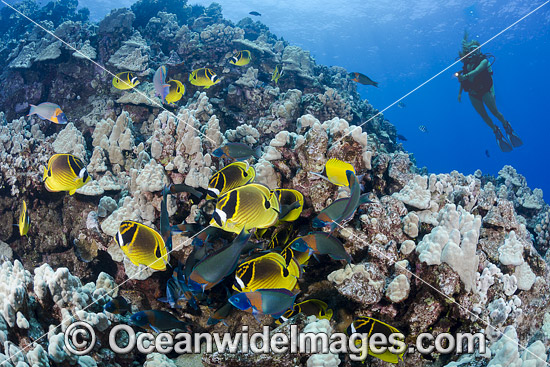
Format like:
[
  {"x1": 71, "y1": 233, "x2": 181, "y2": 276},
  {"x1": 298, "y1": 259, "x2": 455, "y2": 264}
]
[{"x1": 0, "y1": 0, "x2": 548, "y2": 366}]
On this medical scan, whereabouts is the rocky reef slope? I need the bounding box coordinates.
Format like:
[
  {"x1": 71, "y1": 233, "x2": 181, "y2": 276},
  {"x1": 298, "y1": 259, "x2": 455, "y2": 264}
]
[{"x1": 0, "y1": 0, "x2": 549, "y2": 366}]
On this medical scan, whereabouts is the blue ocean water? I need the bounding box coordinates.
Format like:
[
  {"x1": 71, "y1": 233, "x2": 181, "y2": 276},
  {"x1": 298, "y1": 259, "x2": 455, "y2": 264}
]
[
  {"x1": 180, "y1": 0, "x2": 550, "y2": 200},
  {"x1": 3, "y1": 0, "x2": 549, "y2": 199}
]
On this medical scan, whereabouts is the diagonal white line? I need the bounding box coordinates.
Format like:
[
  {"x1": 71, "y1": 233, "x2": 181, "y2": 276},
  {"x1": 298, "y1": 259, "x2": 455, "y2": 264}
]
[
  {"x1": 331, "y1": 217, "x2": 549, "y2": 365},
  {"x1": 334, "y1": 1, "x2": 550, "y2": 146},
  {"x1": 0, "y1": 224, "x2": 212, "y2": 365},
  {"x1": 0, "y1": 0, "x2": 217, "y2": 145}
]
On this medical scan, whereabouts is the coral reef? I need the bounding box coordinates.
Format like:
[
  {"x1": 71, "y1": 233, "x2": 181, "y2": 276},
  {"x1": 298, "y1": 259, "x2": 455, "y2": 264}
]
[{"x1": 0, "y1": 1, "x2": 548, "y2": 367}]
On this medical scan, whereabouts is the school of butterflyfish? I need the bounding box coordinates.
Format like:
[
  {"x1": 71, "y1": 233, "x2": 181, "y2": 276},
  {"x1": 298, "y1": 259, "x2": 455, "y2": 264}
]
[{"x1": 20, "y1": 49, "x2": 405, "y2": 363}]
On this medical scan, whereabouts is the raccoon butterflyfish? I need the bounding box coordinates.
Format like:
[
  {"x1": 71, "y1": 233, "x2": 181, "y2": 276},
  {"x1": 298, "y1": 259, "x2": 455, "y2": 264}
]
[
  {"x1": 206, "y1": 161, "x2": 255, "y2": 200},
  {"x1": 271, "y1": 64, "x2": 284, "y2": 84},
  {"x1": 18, "y1": 200, "x2": 30, "y2": 236},
  {"x1": 165, "y1": 79, "x2": 185, "y2": 103},
  {"x1": 211, "y1": 183, "x2": 280, "y2": 234},
  {"x1": 43, "y1": 153, "x2": 90, "y2": 195},
  {"x1": 189, "y1": 67, "x2": 220, "y2": 89},
  {"x1": 347, "y1": 316, "x2": 406, "y2": 364},
  {"x1": 276, "y1": 299, "x2": 333, "y2": 324},
  {"x1": 112, "y1": 71, "x2": 140, "y2": 90},
  {"x1": 272, "y1": 188, "x2": 304, "y2": 222},
  {"x1": 229, "y1": 50, "x2": 251, "y2": 66},
  {"x1": 233, "y1": 252, "x2": 299, "y2": 293},
  {"x1": 115, "y1": 221, "x2": 169, "y2": 271}
]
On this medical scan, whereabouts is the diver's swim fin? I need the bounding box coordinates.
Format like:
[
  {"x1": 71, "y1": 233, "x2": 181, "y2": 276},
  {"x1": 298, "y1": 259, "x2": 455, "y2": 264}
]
[
  {"x1": 493, "y1": 127, "x2": 513, "y2": 153},
  {"x1": 503, "y1": 121, "x2": 523, "y2": 148}
]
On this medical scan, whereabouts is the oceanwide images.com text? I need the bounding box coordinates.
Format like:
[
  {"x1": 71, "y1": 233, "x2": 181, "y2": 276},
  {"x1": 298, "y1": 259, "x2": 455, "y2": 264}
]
[{"x1": 65, "y1": 322, "x2": 485, "y2": 360}]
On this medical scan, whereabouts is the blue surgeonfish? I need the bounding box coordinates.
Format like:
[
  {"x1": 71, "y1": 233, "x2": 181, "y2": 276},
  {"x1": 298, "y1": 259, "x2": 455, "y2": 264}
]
[
  {"x1": 229, "y1": 288, "x2": 298, "y2": 319},
  {"x1": 104, "y1": 296, "x2": 131, "y2": 315},
  {"x1": 43, "y1": 154, "x2": 90, "y2": 195},
  {"x1": 290, "y1": 232, "x2": 352, "y2": 263},
  {"x1": 211, "y1": 183, "x2": 280, "y2": 234},
  {"x1": 212, "y1": 143, "x2": 262, "y2": 161},
  {"x1": 276, "y1": 299, "x2": 333, "y2": 324},
  {"x1": 347, "y1": 316, "x2": 405, "y2": 364},
  {"x1": 130, "y1": 310, "x2": 189, "y2": 333},
  {"x1": 115, "y1": 221, "x2": 169, "y2": 271},
  {"x1": 28, "y1": 102, "x2": 68, "y2": 124},
  {"x1": 153, "y1": 65, "x2": 170, "y2": 102},
  {"x1": 187, "y1": 229, "x2": 252, "y2": 292}
]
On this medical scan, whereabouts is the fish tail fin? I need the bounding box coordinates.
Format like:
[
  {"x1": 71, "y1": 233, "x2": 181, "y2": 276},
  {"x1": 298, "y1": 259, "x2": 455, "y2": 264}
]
[
  {"x1": 253, "y1": 146, "x2": 262, "y2": 159},
  {"x1": 27, "y1": 105, "x2": 37, "y2": 116},
  {"x1": 373, "y1": 81, "x2": 379, "y2": 87}
]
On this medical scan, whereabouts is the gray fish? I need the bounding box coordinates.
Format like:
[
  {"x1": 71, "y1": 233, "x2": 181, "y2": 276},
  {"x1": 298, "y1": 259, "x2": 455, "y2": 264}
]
[
  {"x1": 187, "y1": 229, "x2": 252, "y2": 292},
  {"x1": 153, "y1": 65, "x2": 170, "y2": 102},
  {"x1": 290, "y1": 232, "x2": 352, "y2": 263},
  {"x1": 28, "y1": 102, "x2": 67, "y2": 124},
  {"x1": 312, "y1": 194, "x2": 371, "y2": 229},
  {"x1": 350, "y1": 72, "x2": 378, "y2": 87},
  {"x1": 213, "y1": 143, "x2": 262, "y2": 161},
  {"x1": 419, "y1": 125, "x2": 428, "y2": 133},
  {"x1": 330, "y1": 170, "x2": 361, "y2": 231}
]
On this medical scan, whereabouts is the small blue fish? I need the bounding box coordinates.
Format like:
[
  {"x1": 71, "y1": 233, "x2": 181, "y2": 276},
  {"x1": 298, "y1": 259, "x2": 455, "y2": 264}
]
[
  {"x1": 130, "y1": 310, "x2": 189, "y2": 333},
  {"x1": 290, "y1": 232, "x2": 352, "y2": 263},
  {"x1": 154, "y1": 65, "x2": 170, "y2": 103},
  {"x1": 418, "y1": 125, "x2": 428, "y2": 133},
  {"x1": 104, "y1": 296, "x2": 131, "y2": 315},
  {"x1": 229, "y1": 288, "x2": 298, "y2": 319}
]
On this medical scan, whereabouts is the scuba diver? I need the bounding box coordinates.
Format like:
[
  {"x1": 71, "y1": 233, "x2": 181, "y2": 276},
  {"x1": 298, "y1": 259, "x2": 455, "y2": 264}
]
[{"x1": 456, "y1": 36, "x2": 522, "y2": 152}]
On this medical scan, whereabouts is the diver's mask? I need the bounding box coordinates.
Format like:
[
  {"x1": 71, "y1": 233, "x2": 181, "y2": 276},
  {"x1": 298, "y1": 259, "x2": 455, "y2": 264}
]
[{"x1": 466, "y1": 44, "x2": 481, "y2": 58}]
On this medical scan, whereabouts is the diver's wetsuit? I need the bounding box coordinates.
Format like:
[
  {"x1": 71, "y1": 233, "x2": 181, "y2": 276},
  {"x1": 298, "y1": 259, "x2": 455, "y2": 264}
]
[{"x1": 460, "y1": 55, "x2": 493, "y2": 101}]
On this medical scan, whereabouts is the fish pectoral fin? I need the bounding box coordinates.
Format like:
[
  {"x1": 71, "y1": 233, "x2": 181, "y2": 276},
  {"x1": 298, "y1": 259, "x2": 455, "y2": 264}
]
[{"x1": 149, "y1": 324, "x2": 161, "y2": 333}]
